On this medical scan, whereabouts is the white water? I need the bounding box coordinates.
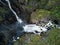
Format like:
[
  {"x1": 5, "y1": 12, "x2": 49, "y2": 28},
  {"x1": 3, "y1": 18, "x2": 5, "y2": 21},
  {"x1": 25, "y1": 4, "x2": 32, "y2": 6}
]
[
  {"x1": 5, "y1": 0, "x2": 60, "y2": 36},
  {"x1": 23, "y1": 21, "x2": 54, "y2": 35},
  {"x1": 5, "y1": 0, "x2": 54, "y2": 35},
  {"x1": 5, "y1": 0, "x2": 44, "y2": 35},
  {"x1": 5, "y1": 0, "x2": 23, "y2": 23},
  {"x1": 44, "y1": 21, "x2": 54, "y2": 28},
  {"x1": 5, "y1": 0, "x2": 60, "y2": 42}
]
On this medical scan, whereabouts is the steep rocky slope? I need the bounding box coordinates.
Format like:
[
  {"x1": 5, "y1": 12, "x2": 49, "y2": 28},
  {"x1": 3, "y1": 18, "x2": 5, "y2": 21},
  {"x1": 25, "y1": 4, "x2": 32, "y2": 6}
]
[
  {"x1": 0, "y1": 0, "x2": 60, "y2": 24},
  {"x1": 0, "y1": 0, "x2": 60, "y2": 45}
]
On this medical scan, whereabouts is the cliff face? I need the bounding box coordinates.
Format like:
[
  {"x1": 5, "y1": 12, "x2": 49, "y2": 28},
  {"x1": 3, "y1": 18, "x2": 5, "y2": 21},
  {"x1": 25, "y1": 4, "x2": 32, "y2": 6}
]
[
  {"x1": 0, "y1": 0, "x2": 60, "y2": 24},
  {"x1": 0, "y1": 0, "x2": 60, "y2": 23},
  {"x1": 0, "y1": 0, "x2": 60, "y2": 45}
]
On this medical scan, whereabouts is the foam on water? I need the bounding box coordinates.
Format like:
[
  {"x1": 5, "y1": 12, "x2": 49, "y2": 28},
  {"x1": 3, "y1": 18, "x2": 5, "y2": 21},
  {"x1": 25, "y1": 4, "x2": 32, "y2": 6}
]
[{"x1": 5, "y1": 0, "x2": 60, "y2": 37}]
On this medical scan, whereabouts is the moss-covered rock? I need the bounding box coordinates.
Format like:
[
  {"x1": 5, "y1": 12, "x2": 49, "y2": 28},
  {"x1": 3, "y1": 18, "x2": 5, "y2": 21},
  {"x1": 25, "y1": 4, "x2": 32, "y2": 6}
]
[
  {"x1": 14, "y1": 28, "x2": 60, "y2": 45},
  {"x1": 45, "y1": 28, "x2": 60, "y2": 45},
  {"x1": 30, "y1": 9, "x2": 50, "y2": 23}
]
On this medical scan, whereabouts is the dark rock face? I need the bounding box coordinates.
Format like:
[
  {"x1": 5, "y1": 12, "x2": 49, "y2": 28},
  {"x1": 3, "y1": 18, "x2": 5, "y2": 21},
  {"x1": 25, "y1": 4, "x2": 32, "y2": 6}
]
[
  {"x1": 0, "y1": 0, "x2": 60, "y2": 24},
  {"x1": 0, "y1": 0, "x2": 17, "y2": 24},
  {"x1": 53, "y1": 20, "x2": 59, "y2": 24},
  {"x1": 0, "y1": 0, "x2": 32, "y2": 24},
  {"x1": 3, "y1": 14, "x2": 17, "y2": 24},
  {"x1": 0, "y1": 0, "x2": 60, "y2": 45},
  {"x1": 10, "y1": 0, "x2": 32, "y2": 23},
  {"x1": 0, "y1": 32, "x2": 7, "y2": 45},
  {"x1": 0, "y1": 33, "x2": 5, "y2": 43}
]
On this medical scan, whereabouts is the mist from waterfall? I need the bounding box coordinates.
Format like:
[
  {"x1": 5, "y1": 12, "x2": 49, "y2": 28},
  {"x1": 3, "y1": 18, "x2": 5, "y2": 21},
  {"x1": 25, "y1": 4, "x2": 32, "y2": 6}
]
[
  {"x1": 5, "y1": 0, "x2": 60, "y2": 36},
  {"x1": 5, "y1": 0, "x2": 43, "y2": 35},
  {"x1": 0, "y1": 0, "x2": 60, "y2": 45},
  {"x1": 5, "y1": 0, "x2": 55, "y2": 34},
  {"x1": 5, "y1": 0, "x2": 23, "y2": 24}
]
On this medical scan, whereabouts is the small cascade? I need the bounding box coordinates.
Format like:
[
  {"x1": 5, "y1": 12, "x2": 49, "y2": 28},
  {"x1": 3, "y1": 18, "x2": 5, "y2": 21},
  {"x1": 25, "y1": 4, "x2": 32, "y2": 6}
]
[
  {"x1": 23, "y1": 21, "x2": 55, "y2": 35},
  {"x1": 5, "y1": 0, "x2": 48, "y2": 34},
  {"x1": 3, "y1": 0, "x2": 60, "y2": 34},
  {"x1": 5, "y1": 0, "x2": 23, "y2": 24},
  {"x1": 5, "y1": 0, "x2": 60, "y2": 42}
]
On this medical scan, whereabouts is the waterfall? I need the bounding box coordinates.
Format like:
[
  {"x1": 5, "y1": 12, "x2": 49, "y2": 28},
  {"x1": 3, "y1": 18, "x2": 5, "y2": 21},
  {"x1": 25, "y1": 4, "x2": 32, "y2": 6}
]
[
  {"x1": 5, "y1": 0, "x2": 60, "y2": 36},
  {"x1": 5, "y1": 0, "x2": 23, "y2": 23}
]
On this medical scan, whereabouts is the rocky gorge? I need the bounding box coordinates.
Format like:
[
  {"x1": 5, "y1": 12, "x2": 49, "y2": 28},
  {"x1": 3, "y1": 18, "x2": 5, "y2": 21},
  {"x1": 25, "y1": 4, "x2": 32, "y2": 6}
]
[{"x1": 0, "y1": 0, "x2": 60, "y2": 45}]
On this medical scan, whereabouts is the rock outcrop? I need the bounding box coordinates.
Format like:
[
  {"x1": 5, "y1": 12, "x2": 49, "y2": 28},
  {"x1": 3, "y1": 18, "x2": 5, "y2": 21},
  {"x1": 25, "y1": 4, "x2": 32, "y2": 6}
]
[{"x1": 0, "y1": 0, "x2": 60, "y2": 24}]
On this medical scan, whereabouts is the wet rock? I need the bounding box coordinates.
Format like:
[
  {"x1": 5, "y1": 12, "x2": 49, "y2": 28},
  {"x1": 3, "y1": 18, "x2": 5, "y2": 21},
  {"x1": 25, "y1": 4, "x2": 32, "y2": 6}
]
[{"x1": 0, "y1": 32, "x2": 8, "y2": 45}]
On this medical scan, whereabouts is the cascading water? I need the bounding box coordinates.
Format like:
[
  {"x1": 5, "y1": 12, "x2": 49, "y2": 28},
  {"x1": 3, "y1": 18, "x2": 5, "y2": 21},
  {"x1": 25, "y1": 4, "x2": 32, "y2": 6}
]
[
  {"x1": 5, "y1": 0, "x2": 43, "y2": 34},
  {"x1": 5, "y1": 0, "x2": 23, "y2": 24},
  {"x1": 5, "y1": 0, "x2": 57, "y2": 34},
  {"x1": 0, "y1": 0, "x2": 60, "y2": 45},
  {"x1": 5, "y1": 0, "x2": 60, "y2": 42},
  {"x1": 5, "y1": 0, "x2": 45, "y2": 35}
]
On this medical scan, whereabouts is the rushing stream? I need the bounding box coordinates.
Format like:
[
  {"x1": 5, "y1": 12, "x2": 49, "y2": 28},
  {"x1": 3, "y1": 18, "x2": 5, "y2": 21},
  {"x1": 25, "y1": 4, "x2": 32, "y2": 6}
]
[
  {"x1": 5, "y1": 0, "x2": 60, "y2": 39},
  {"x1": 5, "y1": 0, "x2": 48, "y2": 36},
  {"x1": 0, "y1": 0, "x2": 60, "y2": 45}
]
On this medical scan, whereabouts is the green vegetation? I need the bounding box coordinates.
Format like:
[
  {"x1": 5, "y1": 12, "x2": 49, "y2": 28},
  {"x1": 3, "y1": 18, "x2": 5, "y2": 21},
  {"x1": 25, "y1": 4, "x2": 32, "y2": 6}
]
[
  {"x1": 0, "y1": 8, "x2": 8, "y2": 14},
  {"x1": 45, "y1": 28, "x2": 60, "y2": 45},
  {"x1": 0, "y1": 0, "x2": 60, "y2": 45},
  {"x1": 0, "y1": 16, "x2": 3, "y2": 22},
  {"x1": 31, "y1": 9, "x2": 50, "y2": 20},
  {"x1": 0, "y1": 7, "x2": 8, "y2": 22},
  {"x1": 51, "y1": 6, "x2": 60, "y2": 20},
  {"x1": 14, "y1": 28, "x2": 60, "y2": 45}
]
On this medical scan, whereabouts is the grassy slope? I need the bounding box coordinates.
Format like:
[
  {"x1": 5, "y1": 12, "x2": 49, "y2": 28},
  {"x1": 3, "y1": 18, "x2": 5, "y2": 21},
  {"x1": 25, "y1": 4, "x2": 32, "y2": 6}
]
[{"x1": 14, "y1": 28, "x2": 60, "y2": 45}]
